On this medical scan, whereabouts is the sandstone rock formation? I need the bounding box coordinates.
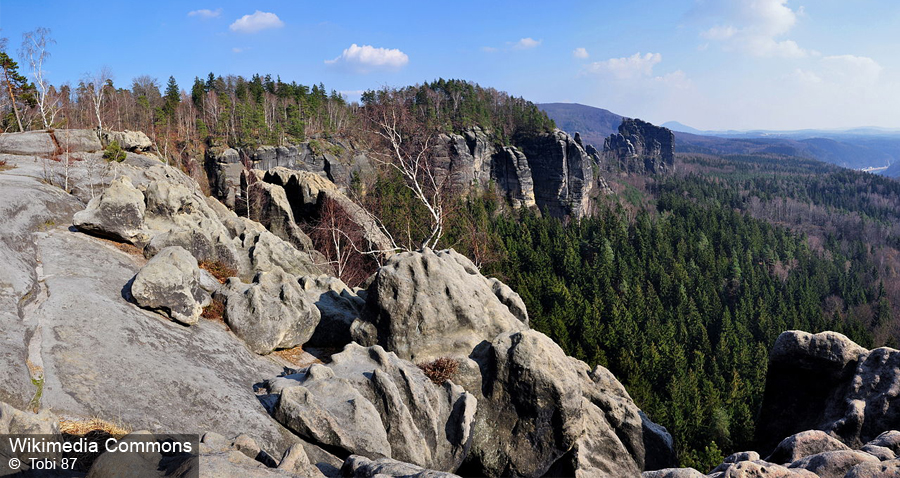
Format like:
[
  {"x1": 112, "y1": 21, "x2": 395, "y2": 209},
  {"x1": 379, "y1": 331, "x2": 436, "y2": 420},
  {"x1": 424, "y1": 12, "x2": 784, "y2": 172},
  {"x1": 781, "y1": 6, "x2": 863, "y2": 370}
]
[
  {"x1": 217, "y1": 267, "x2": 321, "y2": 355},
  {"x1": 518, "y1": 128, "x2": 596, "y2": 218},
  {"x1": 267, "y1": 343, "x2": 477, "y2": 472},
  {"x1": 299, "y1": 274, "x2": 366, "y2": 348},
  {"x1": 360, "y1": 248, "x2": 528, "y2": 362},
  {"x1": 604, "y1": 118, "x2": 676, "y2": 174},
  {"x1": 73, "y1": 175, "x2": 150, "y2": 245},
  {"x1": 756, "y1": 331, "x2": 895, "y2": 454},
  {"x1": 130, "y1": 245, "x2": 211, "y2": 325},
  {"x1": 100, "y1": 129, "x2": 153, "y2": 151}
]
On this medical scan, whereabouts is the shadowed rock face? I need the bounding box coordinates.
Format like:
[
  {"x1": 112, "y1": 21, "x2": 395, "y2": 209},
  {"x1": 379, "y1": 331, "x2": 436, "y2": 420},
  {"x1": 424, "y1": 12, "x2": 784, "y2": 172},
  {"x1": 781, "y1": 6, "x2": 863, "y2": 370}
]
[
  {"x1": 517, "y1": 129, "x2": 596, "y2": 218},
  {"x1": 755, "y1": 330, "x2": 890, "y2": 454},
  {"x1": 604, "y1": 118, "x2": 675, "y2": 174}
]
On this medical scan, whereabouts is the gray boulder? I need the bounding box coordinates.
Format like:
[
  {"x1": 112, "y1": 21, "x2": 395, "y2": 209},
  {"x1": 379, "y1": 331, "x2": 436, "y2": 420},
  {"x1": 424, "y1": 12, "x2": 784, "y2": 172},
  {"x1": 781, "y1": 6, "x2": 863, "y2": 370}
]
[
  {"x1": 845, "y1": 460, "x2": 900, "y2": 478},
  {"x1": 866, "y1": 431, "x2": 900, "y2": 455},
  {"x1": 767, "y1": 430, "x2": 852, "y2": 464},
  {"x1": 0, "y1": 401, "x2": 63, "y2": 473},
  {"x1": 270, "y1": 344, "x2": 477, "y2": 472},
  {"x1": 642, "y1": 469, "x2": 706, "y2": 478},
  {"x1": 788, "y1": 450, "x2": 879, "y2": 478},
  {"x1": 101, "y1": 130, "x2": 153, "y2": 151},
  {"x1": 56, "y1": 129, "x2": 103, "y2": 153},
  {"x1": 218, "y1": 267, "x2": 320, "y2": 355},
  {"x1": 0, "y1": 130, "x2": 54, "y2": 155},
  {"x1": 131, "y1": 246, "x2": 211, "y2": 325},
  {"x1": 710, "y1": 460, "x2": 818, "y2": 477},
  {"x1": 300, "y1": 274, "x2": 366, "y2": 347},
  {"x1": 465, "y1": 329, "x2": 670, "y2": 477},
  {"x1": 360, "y1": 248, "x2": 528, "y2": 362},
  {"x1": 341, "y1": 455, "x2": 462, "y2": 478},
  {"x1": 73, "y1": 175, "x2": 150, "y2": 245}
]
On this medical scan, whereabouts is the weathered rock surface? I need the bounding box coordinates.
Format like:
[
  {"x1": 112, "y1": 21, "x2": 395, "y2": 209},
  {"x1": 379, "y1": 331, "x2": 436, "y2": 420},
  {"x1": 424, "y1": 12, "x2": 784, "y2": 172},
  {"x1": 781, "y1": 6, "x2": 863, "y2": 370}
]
[
  {"x1": 341, "y1": 455, "x2": 462, "y2": 478},
  {"x1": 299, "y1": 274, "x2": 366, "y2": 348},
  {"x1": 360, "y1": 248, "x2": 528, "y2": 362},
  {"x1": 756, "y1": 331, "x2": 898, "y2": 454},
  {"x1": 604, "y1": 118, "x2": 675, "y2": 174},
  {"x1": 768, "y1": 431, "x2": 852, "y2": 465},
  {"x1": 0, "y1": 130, "x2": 55, "y2": 155},
  {"x1": 466, "y1": 329, "x2": 669, "y2": 477},
  {"x1": 55, "y1": 129, "x2": 103, "y2": 153},
  {"x1": 131, "y1": 246, "x2": 211, "y2": 325},
  {"x1": 73, "y1": 175, "x2": 150, "y2": 245},
  {"x1": 788, "y1": 450, "x2": 879, "y2": 478},
  {"x1": 268, "y1": 344, "x2": 477, "y2": 472},
  {"x1": 101, "y1": 130, "x2": 153, "y2": 151},
  {"x1": 218, "y1": 267, "x2": 321, "y2": 355},
  {"x1": 518, "y1": 128, "x2": 595, "y2": 218},
  {"x1": 643, "y1": 469, "x2": 707, "y2": 478}
]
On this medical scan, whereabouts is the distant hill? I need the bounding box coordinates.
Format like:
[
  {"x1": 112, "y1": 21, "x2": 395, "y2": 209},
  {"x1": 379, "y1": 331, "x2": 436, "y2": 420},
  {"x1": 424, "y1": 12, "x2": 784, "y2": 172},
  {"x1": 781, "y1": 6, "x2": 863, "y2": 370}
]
[
  {"x1": 541, "y1": 103, "x2": 900, "y2": 174},
  {"x1": 661, "y1": 121, "x2": 705, "y2": 135},
  {"x1": 537, "y1": 103, "x2": 622, "y2": 148}
]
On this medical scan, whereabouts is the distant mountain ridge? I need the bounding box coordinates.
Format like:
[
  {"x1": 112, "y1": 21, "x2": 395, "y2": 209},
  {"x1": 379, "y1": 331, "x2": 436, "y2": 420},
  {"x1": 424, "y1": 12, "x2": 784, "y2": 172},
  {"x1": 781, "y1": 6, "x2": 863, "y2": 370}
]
[{"x1": 541, "y1": 103, "x2": 900, "y2": 175}]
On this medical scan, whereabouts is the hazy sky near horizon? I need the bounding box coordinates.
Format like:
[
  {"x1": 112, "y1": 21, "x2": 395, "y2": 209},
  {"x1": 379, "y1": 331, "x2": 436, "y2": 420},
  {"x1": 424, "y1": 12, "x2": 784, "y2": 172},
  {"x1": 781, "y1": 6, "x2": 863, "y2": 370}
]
[{"x1": 1, "y1": 0, "x2": 898, "y2": 131}]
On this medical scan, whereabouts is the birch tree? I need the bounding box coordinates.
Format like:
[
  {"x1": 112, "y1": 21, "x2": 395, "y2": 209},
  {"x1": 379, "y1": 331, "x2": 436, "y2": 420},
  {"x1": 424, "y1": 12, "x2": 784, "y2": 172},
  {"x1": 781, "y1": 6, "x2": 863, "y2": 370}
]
[{"x1": 20, "y1": 28, "x2": 56, "y2": 129}]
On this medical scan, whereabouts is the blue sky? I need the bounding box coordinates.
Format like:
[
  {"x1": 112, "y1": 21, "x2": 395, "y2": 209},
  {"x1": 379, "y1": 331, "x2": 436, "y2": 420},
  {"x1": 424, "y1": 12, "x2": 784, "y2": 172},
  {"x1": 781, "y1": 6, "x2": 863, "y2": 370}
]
[{"x1": 1, "y1": 0, "x2": 898, "y2": 130}]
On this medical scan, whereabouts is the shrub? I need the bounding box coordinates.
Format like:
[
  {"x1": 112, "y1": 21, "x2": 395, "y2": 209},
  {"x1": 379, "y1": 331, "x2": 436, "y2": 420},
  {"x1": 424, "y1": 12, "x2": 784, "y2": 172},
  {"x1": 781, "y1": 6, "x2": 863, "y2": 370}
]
[
  {"x1": 199, "y1": 260, "x2": 237, "y2": 283},
  {"x1": 418, "y1": 357, "x2": 460, "y2": 385},
  {"x1": 201, "y1": 297, "x2": 226, "y2": 322},
  {"x1": 103, "y1": 140, "x2": 127, "y2": 162}
]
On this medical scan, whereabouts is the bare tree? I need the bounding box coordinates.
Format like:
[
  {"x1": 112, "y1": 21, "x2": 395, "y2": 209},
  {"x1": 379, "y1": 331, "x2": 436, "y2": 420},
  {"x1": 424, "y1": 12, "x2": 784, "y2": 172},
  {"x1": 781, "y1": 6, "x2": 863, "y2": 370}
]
[
  {"x1": 308, "y1": 197, "x2": 376, "y2": 287},
  {"x1": 20, "y1": 28, "x2": 56, "y2": 129},
  {"x1": 84, "y1": 66, "x2": 112, "y2": 130},
  {"x1": 361, "y1": 87, "x2": 446, "y2": 250}
]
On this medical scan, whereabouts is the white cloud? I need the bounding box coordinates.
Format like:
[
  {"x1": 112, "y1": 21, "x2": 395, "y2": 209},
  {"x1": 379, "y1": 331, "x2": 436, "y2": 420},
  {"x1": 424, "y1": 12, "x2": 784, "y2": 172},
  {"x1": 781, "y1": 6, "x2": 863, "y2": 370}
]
[
  {"x1": 511, "y1": 37, "x2": 541, "y2": 50},
  {"x1": 573, "y1": 47, "x2": 589, "y2": 59},
  {"x1": 229, "y1": 11, "x2": 284, "y2": 33},
  {"x1": 232, "y1": 47, "x2": 248, "y2": 54},
  {"x1": 481, "y1": 46, "x2": 498, "y2": 53},
  {"x1": 585, "y1": 52, "x2": 662, "y2": 80},
  {"x1": 325, "y1": 44, "x2": 409, "y2": 73},
  {"x1": 699, "y1": 0, "x2": 807, "y2": 58},
  {"x1": 188, "y1": 8, "x2": 222, "y2": 19},
  {"x1": 821, "y1": 55, "x2": 883, "y2": 87}
]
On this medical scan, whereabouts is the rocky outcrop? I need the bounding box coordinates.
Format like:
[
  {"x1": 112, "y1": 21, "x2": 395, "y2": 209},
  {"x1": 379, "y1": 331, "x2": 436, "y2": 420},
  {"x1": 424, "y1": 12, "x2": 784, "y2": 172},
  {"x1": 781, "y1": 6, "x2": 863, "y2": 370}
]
[
  {"x1": 130, "y1": 246, "x2": 211, "y2": 325},
  {"x1": 267, "y1": 343, "x2": 477, "y2": 472},
  {"x1": 342, "y1": 455, "x2": 462, "y2": 478},
  {"x1": 518, "y1": 129, "x2": 596, "y2": 218},
  {"x1": 755, "y1": 331, "x2": 894, "y2": 454},
  {"x1": 299, "y1": 274, "x2": 366, "y2": 348},
  {"x1": 492, "y1": 146, "x2": 536, "y2": 208},
  {"x1": 604, "y1": 118, "x2": 675, "y2": 174},
  {"x1": 73, "y1": 175, "x2": 150, "y2": 245},
  {"x1": 359, "y1": 248, "x2": 528, "y2": 362},
  {"x1": 261, "y1": 167, "x2": 394, "y2": 255},
  {"x1": 217, "y1": 267, "x2": 321, "y2": 355},
  {"x1": 100, "y1": 130, "x2": 153, "y2": 151}
]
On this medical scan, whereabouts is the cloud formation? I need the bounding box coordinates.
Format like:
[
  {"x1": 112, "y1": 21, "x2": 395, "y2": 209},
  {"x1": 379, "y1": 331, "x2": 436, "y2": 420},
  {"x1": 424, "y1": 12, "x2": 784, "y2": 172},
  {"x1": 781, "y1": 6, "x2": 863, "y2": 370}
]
[
  {"x1": 325, "y1": 44, "x2": 409, "y2": 73},
  {"x1": 573, "y1": 47, "x2": 589, "y2": 59},
  {"x1": 699, "y1": 0, "x2": 806, "y2": 58},
  {"x1": 188, "y1": 8, "x2": 222, "y2": 19},
  {"x1": 229, "y1": 11, "x2": 284, "y2": 33},
  {"x1": 511, "y1": 38, "x2": 541, "y2": 50},
  {"x1": 585, "y1": 52, "x2": 662, "y2": 79}
]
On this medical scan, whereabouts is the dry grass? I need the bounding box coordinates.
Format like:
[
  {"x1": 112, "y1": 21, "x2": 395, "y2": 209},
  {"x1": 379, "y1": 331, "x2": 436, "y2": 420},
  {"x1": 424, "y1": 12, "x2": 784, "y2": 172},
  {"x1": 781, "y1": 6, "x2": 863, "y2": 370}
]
[
  {"x1": 273, "y1": 346, "x2": 325, "y2": 368},
  {"x1": 199, "y1": 260, "x2": 237, "y2": 283},
  {"x1": 59, "y1": 416, "x2": 131, "y2": 472},
  {"x1": 201, "y1": 297, "x2": 226, "y2": 322},
  {"x1": 418, "y1": 357, "x2": 460, "y2": 385},
  {"x1": 0, "y1": 159, "x2": 14, "y2": 171}
]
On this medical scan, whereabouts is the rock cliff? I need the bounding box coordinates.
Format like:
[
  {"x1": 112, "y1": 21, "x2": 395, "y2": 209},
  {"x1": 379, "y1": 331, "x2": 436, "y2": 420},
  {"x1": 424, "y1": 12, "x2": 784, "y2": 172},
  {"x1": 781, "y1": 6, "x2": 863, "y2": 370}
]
[{"x1": 604, "y1": 118, "x2": 675, "y2": 174}]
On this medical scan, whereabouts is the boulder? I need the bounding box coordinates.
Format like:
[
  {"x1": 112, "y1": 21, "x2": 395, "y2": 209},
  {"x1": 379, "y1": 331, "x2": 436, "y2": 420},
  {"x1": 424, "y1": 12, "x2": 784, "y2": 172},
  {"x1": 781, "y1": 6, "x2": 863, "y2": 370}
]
[
  {"x1": 341, "y1": 455, "x2": 462, "y2": 478},
  {"x1": 767, "y1": 430, "x2": 852, "y2": 464},
  {"x1": 788, "y1": 450, "x2": 879, "y2": 478},
  {"x1": 299, "y1": 274, "x2": 366, "y2": 348},
  {"x1": 218, "y1": 267, "x2": 320, "y2": 355},
  {"x1": 0, "y1": 401, "x2": 62, "y2": 473},
  {"x1": 866, "y1": 431, "x2": 900, "y2": 455},
  {"x1": 73, "y1": 175, "x2": 150, "y2": 245},
  {"x1": 360, "y1": 248, "x2": 528, "y2": 362},
  {"x1": 130, "y1": 246, "x2": 211, "y2": 325},
  {"x1": 269, "y1": 344, "x2": 477, "y2": 472},
  {"x1": 845, "y1": 460, "x2": 900, "y2": 478},
  {"x1": 55, "y1": 129, "x2": 103, "y2": 153},
  {"x1": 247, "y1": 181, "x2": 315, "y2": 252},
  {"x1": 464, "y1": 329, "x2": 670, "y2": 477},
  {"x1": 101, "y1": 130, "x2": 153, "y2": 151},
  {"x1": 710, "y1": 460, "x2": 818, "y2": 477},
  {"x1": 0, "y1": 130, "x2": 54, "y2": 155},
  {"x1": 755, "y1": 330, "x2": 869, "y2": 453}
]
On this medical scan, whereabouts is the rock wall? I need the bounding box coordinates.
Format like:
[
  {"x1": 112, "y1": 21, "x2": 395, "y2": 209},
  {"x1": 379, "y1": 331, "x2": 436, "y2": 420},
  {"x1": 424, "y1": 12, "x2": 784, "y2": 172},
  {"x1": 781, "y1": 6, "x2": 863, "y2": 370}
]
[{"x1": 604, "y1": 118, "x2": 675, "y2": 174}]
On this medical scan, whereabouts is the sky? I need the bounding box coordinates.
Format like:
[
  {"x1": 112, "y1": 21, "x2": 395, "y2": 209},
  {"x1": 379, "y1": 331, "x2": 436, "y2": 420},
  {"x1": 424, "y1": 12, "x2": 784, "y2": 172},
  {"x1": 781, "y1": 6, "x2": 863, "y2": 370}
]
[{"x1": 1, "y1": 0, "x2": 899, "y2": 131}]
